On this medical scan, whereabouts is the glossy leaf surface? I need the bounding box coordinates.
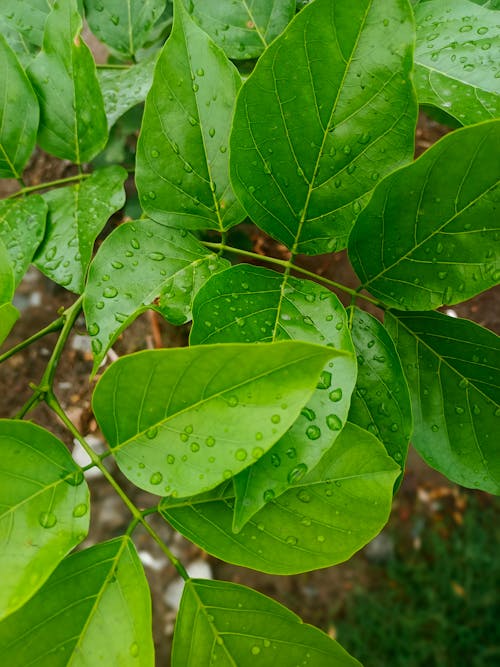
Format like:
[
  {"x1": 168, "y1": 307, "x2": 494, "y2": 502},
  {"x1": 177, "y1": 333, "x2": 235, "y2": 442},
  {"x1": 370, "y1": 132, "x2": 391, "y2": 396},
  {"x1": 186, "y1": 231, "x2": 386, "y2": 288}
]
[
  {"x1": 182, "y1": 0, "x2": 296, "y2": 59},
  {"x1": 0, "y1": 35, "x2": 39, "y2": 178},
  {"x1": 34, "y1": 166, "x2": 127, "y2": 294},
  {"x1": 85, "y1": 0, "x2": 164, "y2": 59},
  {"x1": 0, "y1": 420, "x2": 90, "y2": 621},
  {"x1": 414, "y1": 0, "x2": 500, "y2": 125},
  {"x1": 0, "y1": 195, "x2": 47, "y2": 287},
  {"x1": 0, "y1": 303, "x2": 19, "y2": 346},
  {"x1": 0, "y1": 240, "x2": 14, "y2": 305},
  {"x1": 161, "y1": 423, "x2": 400, "y2": 574},
  {"x1": 349, "y1": 121, "x2": 500, "y2": 310},
  {"x1": 230, "y1": 0, "x2": 417, "y2": 254},
  {"x1": 172, "y1": 578, "x2": 361, "y2": 666},
  {"x1": 0, "y1": 0, "x2": 52, "y2": 49},
  {"x1": 84, "y1": 221, "x2": 228, "y2": 372},
  {"x1": 28, "y1": 0, "x2": 108, "y2": 163},
  {"x1": 0, "y1": 537, "x2": 154, "y2": 666},
  {"x1": 93, "y1": 341, "x2": 338, "y2": 497},
  {"x1": 386, "y1": 310, "x2": 500, "y2": 494},
  {"x1": 190, "y1": 264, "x2": 356, "y2": 530},
  {"x1": 136, "y1": 0, "x2": 246, "y2": 231}
]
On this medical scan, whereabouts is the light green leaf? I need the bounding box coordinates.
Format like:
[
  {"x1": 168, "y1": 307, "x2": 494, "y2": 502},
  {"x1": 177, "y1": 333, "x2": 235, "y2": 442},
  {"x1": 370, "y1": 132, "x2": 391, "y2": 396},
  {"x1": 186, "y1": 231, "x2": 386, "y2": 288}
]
[
  {"x1": 0, "y1": 537, "x2": 155, "y2": 666},
  {"x1": 0, "y1": 302, "x2": 19, "y2": 346},
  {"x1": 93, "y1": 341, "x2": 338, "y2": 497},
  {"x1": 0, "y1": 35, "x2": 39, "y2": 179},
  {"x1": 349, "y1": 121, "x2": 500, "y2": 310},
  {"x1": 0, "y1": 0, "x2": 52, "y2": 49},
  {"x1": 230, "y1": 0, "x2": 417, "y2": 255},
  {"x1": 28, "y1": 0, "x2": 108, "y2": 163},
  {"x1": 84, "y1": 220, "x2": 229, "y2": 372},
  {"x1": 348, "y1": 307, "x2": 412, "y2": 478},
  {"x1": 33, "y1": 166, "x2": 127, "y2": 293},
  {"x1": 386, "y1": 310, "x2": 500, "y2": 494},
  {"x1": 97, "y1": 56, "x2": 156, "y2": 129},
  {"x1": 0, "y1": 420, "x2": 90, "y2": 621},
  {"x1": 85, "y1": 0, "x2": 165, "y2": 59},
  {"x1": 136, "y1": 0, "x2": 246, "y2": 232},
  {"x1": 190, "y1": 264, "x2": 356, "y2": 530},
  {"x1": 414, "y1": 0, "x2": 500, "y2": 125},
  {"x1": 182, "y1": 0, "x2": 296, "y2": 59},
  {"x1": 161, "y1": 423, "x2": 400, "y2": 574},
  {"x1": 0, "y1": 239, "x2": 15, "y2": 305},
  {"x1": 0, "y1": 195, "x2": 47, "y2": 287},
  {"x1": 172, "y1": 578, "x2": 361, "y2": 666}
]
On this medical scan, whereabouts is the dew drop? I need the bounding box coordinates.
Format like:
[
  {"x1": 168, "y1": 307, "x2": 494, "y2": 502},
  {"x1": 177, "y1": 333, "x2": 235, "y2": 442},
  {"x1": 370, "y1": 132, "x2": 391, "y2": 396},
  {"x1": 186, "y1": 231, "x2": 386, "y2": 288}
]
[
  {"x1": 297, "y1": 490, "x2": 311, "y2": 503},
  {"x1": 235, "y1": 448, "x2": 247, "y2": 461},
  {"x1": 317, "y1": 370, "x2": 332, "y2": 389},
  {"x1": 206, "y1": 436, "x2": 216, "y2": 447},
  {"x1": 390, "y1": 423, "x2": 399, "y2": 432},
  {"x1": 148, "y1": 252, "x2": 165, "y2": 261},
  {"x1": 130, "y1": 238, "x2": 140, "y2": 249},
  {"x1": 255, "y1": 432, "x2": 263, "y2": 441},
  {"x1": 306, "y1": 425, "x2": 321, "y2": 440},
  {"x1": 39, "y1": 511, "x2": 57, "y2": 529},
  {"x1": 326, "y1": 414, "x2": 342, "y2": 431},
  {"x1": 88, "y1": 323, "x2": 100, "y2": 336},
  {"x1": 65, "y1": 470, "x2": 84, "y2": 486},
  {"x1": 301, "y1": 407, "x2": 316, "y2": 421},
  {"x1": 227, "y1": 395, "x2": 239, "y2": 407},
  {"x1": 270, "y1": 453, "x2": 281, "y2": 468},
  {"x1": 167, "y1": 454, "x2": 175, "y2": 464},
  {"x1": 317, "y1": 535, "x2": 326, "y2": 543},
  {"x1": 91, "y1": 339, "x2": 102, "y2": 354},
  {"x1": 252, "y1": 447, "x2": 264, "y2": 459},
  {"x1": 72, "y1": 503, "x2": 88, "y2": 518},
  {"x1": 431, "y1": 424, "x2": 439, "y2": 432},
  {"x1": 223, "y1": 469, "x2": 233, "y2": 479},
  {"x1": 251, "y1": 645, "x2": 261, "y2": 655},
  {"x1": 146, "y1": 426, "x2": 158, "y2": 440},
  {"x1": 285, "y1": 535, "x2": 298, "y2": 546},
  {"x1": 329, "y1": 388, "x2": 342, "y2": 402},
  {"x1": 271, "y1": 414, "x2": 281, "y2": 424},
  {"x1": 150, "y1": 472, "x2": 163, "y2": 485},
  {"x1": 129, "y1": 642, "x2": 139, "y2": 658},
  {"x1": 263, "y1": 489, "x2": 275, "y2": 502},
  {"x1": 287, "y1": 463, "x2": 308, "y2": 484},
  {"x1": 455, "y1": 406, "x2": 464, "y2": 415}
]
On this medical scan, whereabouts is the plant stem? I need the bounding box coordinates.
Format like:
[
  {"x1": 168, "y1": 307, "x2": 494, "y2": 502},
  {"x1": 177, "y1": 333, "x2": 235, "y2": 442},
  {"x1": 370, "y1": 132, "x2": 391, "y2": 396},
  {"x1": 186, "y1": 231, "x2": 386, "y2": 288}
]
[
  {"x1": 6, "y1": 173, "x2": 91, "y2": 199},
  {"x1": 0, "y1": 317, "x2": 64, "y2": 364}
]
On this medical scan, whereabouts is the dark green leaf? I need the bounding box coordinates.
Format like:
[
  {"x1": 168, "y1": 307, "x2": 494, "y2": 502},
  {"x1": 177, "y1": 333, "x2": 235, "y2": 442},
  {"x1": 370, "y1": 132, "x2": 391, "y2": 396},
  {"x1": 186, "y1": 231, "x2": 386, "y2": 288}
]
[
  {"x1": 28, "y1": 0, "x2": 108, "y2": 163},
  {"x1": 182, "y1": 0, "x2": 296, "y2": 59},
  {"x1": 0, "y1": 35, "x2": 39, "y2": 179},
  {"x1": 230, "y1": 0, "x2": 417, "y2": 254},
  {"x1": 190, "y1": 264, "x2": 356, "y2": 530},
  {"x1": 0, "y1": 420, "x2": 90, "y2": 621},
  {"x1": 84, "y1": 221, "x2": 228, "y2": 372},
  {"x1": 172, "y1": 578, "x2": 361, "y2": 666},
  {"x1": 92, "y1": 341, "x2": 339, "y2": 497},
  {"x1": 349, "y1": 121, "x2": 500, "y2": 310},
  {"x1": 0, "y1": 0, "x2": 52, "y2": 49},
  {"x1": 386, "y1": 310, "x2": 500, "y2": 494},
  {"x1": 136, "y1": 0, "x2": 246, "y2": 231},
  {"x1": 0, "y1": 195, "x2": 47, "y2": 287},
  {"x1": 0, "y1": 302, "x2": 19, "y2": 346},
  {"x1": 161, "y1": 423, "x2": 400, "y2": 574},
  {"x1": 34, "y1": 166, "x2": 127, "y2": 293},
  {"x1": 414, "y1": 0, "x2": 500, "y2": 125},
  {"x1": 0, "y1": 537, "x2": 154, "y2": 665}
]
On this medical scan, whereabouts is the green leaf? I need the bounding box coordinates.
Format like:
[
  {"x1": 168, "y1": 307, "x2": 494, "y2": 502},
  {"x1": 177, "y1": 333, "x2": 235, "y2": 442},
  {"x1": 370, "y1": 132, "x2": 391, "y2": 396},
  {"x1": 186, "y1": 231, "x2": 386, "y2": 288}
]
[
  {"x1": 97, "y1": 56, "x2": 156, "y2": 129},
  {"x1": 0, "y1": 0, "x2": 52, "y2": 49},
  {"x1": 0, "y1": 536, "x2": 155, "y2": 665},
  {"x1": 414, "y1": 0, "x2": 500, "y2": 125},
  {"x1": 0, "y1": 195, "x2": 47, "y2": 287},
  {"x1": 161, "y1": 423, "x2": 400, "y2": 574},
  {"x1": 230, "y1": 0, "x2": 417, "y2": 255},
  {"x1": 348, "y1": 307, "x2": 412, "y2": 479},
  {"x1": 386, "y1": 310, "x2": 500, "y2": 494},
  {"x1": 182, "y1": 0, "x2": 296, "y2": 59},
  {"x1": 349, "y1": 120, "x2": 500, "y2": 310},
  {"x1": 190, "y1": 264, "x2": 356, "y2": 530},
  {"x1": 28, "y1": 0, "x2": 108, "y2": 163},
  {"x1": 136, "y1": 0, "x2": 246, "y2": 232},
  {"x1": 92, "y1": 341, "x2": 338, "y2": 497},
  {"x1": 0, "y1": 420, "x2": 90, "y2": 621},
  {"x1": 0, "y1": 239, "x2": 15, "y2": 305},
  {"x1": 0, "y1": 302, "x2": 19, "y2": 346},
  {"x1": 172, "y1": 578, "x2": 361, "y2": 666},
  {"x1": 33, "y1": 166, "x2": 127, "y2": 294},
  {"x1": 0, "y1": 35, "x2": 39, "y2": 179},
  {"x1": 83, "y1": 221, "x2": 229, "y2": 372},
  {"x1": 85, "y1": 0, "x2": 165, "y2": 59}
]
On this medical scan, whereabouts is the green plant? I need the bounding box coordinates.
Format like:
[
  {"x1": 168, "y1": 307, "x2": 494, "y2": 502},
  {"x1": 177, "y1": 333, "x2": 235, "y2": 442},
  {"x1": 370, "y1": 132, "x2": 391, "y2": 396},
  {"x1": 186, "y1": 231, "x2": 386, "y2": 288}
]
[{"x1": 0, "y1": 0, "x2": 498, "y2": 664}]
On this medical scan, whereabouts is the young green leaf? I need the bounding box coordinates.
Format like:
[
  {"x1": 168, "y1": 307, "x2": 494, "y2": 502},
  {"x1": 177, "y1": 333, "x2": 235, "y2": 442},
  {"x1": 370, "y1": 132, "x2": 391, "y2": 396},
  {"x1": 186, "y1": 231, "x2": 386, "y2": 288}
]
[
  {"x1": 0, "y1": 420, "x2": 90, "y2": 621},
  {"x1": 0, "y1": 537, "x2": 154, "y2": 666},
  {"x1": 0, "y1": 35, "x2": 39, "y2": 179},
  {"x1": 27, "y1": 0, "x2": 108, "y2": 163},
  {"x1": 172, "y1": 578, "x2": 361, "y2": 666},
  {"x1": 348, "y1": 307, "x2": 412, "y2": 474},
  {"x1": 386, "y1": 310, "x2": 500, "y2": 494},
  {"x1": 190, "y1": 264, "x2": 356, "y2": 530},
  {"x1": 136, "y1": 0, "x2": 246, "y2": 232},
  {"x1": 414, "y1": 0, "x2": 500, "y2": 125},
  {"x1": 0, "y1": 195, "x2": 47, "y2": 287},
  {"x1": 33, "y1": 166, "x2": 127, "y2": 294},
  {"x1": 230, "y1": 0, "x2": 417, "y2": 255},
  {"x1": 92, "y1": 341, "x2": 339, "y2": 497},
  {"x1": 0, "y1": 0, "x2": 52, "y2": 50},
  {"x1": 0, "y1": 239, "x2": 15, "y2": 306},
  {"x1": 0, "y1": 302, "x2": 19, "y2": 346},
  {"x1": 161, "y1": 423, "x2": 400, "y2": 574},
  {"x1": 349, "y1": 120, "x2": 500, "y2": 310},
  {"x1": 84, "y1": 221, "x2": 229, "y2": 372},
  {"x1": 182, "y1": 0, "x2": 296, "y2": 59},
  {"x1": 85, "y1": 0, "x2": 165, "y2": 59}
]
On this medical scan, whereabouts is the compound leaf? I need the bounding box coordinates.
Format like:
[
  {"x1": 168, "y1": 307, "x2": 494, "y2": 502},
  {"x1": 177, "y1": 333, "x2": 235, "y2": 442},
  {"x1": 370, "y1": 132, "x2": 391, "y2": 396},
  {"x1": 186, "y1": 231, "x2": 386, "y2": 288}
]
[
  {"x1": 349, "y1": 120, "x2": 500, "y2": 310},
  {"x1": 386, "y1": 310, "x2": 500, "y2": 494},
  {"x1": 0, "y1": 420, "x2": 90, "y2": 621},
  {"x1": 172, "y1": 578, "x2": 360, "y2": 666},
  {"x1": 92, "y1": 341, "x2": 338, "y2": 497}
]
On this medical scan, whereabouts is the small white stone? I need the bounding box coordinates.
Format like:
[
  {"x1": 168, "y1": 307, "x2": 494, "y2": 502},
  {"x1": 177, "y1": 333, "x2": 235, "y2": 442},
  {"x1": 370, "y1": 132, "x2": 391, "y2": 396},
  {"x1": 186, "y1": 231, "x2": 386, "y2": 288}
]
[
  {"x1": 72, "y1": 435, "x2": 106, "y2": 478},
  {"x1": 445, "y1": 309, "x2": 458, "y2": 318},
  {"x1": 138, "y1": 550, "x2": 167, "y2": 572},
  {"x1": 164, "y1": 559, "x2": 213, "y2": 611}
]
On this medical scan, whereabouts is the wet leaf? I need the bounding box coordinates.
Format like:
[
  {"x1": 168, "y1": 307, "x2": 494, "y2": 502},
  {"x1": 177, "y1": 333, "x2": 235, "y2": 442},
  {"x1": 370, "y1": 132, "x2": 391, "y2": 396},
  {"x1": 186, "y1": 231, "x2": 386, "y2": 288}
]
[
  {"x1": 0, "y1": 0, "x2": 52, "y2": 50},
  {"x1": 0, "y1": 303, "x2": 19, "y2": 346}
]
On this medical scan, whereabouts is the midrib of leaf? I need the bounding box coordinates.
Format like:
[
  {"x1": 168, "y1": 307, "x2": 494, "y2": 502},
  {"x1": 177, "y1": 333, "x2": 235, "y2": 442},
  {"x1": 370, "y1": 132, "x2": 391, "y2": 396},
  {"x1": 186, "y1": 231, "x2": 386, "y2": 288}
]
[
  {"x1": 0, "y1": 62, "x2": 21, "y2": 179},
  {"x1": 241, "y1": 0, "x2": 267, "y2": 48}
]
